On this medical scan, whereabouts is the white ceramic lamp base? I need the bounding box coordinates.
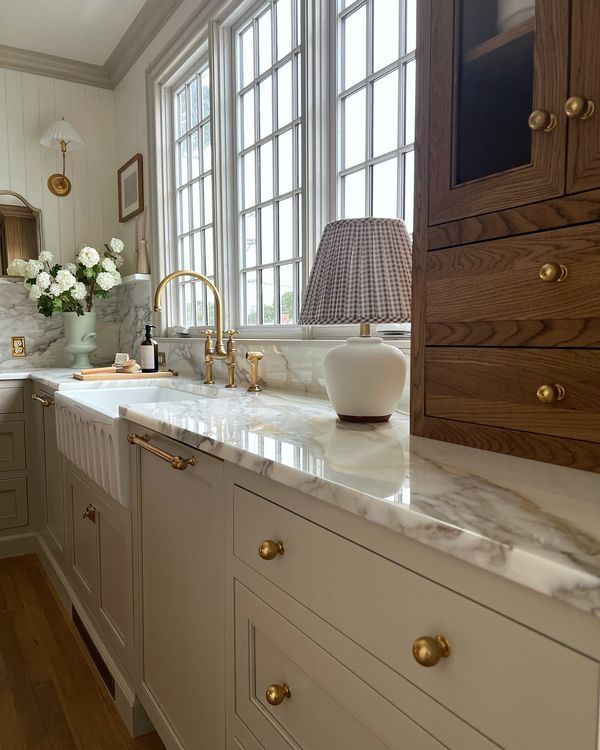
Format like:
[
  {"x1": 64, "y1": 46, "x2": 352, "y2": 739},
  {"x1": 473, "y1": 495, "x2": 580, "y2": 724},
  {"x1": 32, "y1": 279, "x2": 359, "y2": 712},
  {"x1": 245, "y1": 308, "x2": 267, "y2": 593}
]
[{"x1": 323, "y1": 337, "x2": 406, "y2": 422}]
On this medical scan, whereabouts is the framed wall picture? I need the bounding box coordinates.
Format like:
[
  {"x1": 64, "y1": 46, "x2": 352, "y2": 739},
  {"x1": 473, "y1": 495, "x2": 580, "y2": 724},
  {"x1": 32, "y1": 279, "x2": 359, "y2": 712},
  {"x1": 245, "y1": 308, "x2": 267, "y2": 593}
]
[{"x1": 118, "y1": 153, "x2": 144, "y2": 223}]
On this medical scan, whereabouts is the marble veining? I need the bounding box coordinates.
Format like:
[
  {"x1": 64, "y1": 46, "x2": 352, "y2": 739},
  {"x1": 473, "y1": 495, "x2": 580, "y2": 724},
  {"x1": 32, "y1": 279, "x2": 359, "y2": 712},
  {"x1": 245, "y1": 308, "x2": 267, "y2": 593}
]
[{"x1": 3, "y1": 365, "x2": 599, "y2": 618}]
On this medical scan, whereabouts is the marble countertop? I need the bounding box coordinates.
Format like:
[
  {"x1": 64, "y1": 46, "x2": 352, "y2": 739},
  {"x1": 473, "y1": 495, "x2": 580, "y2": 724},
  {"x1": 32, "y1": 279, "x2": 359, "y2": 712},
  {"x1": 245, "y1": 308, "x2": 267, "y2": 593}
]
[{"x1": 3, "y1": 365, "x2": 600, "y2": 619}]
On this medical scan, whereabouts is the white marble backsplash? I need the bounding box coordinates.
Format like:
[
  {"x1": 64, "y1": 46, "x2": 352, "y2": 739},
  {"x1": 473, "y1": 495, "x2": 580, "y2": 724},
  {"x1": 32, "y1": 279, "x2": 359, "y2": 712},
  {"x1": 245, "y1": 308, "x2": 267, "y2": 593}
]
[{"x1": 1, "y1": 276, "x2": 410, "y2": 408}]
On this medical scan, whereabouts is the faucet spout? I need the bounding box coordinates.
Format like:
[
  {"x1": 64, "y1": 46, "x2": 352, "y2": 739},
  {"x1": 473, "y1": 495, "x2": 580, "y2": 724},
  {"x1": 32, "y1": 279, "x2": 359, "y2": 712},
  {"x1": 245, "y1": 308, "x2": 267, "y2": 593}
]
[{"x1": 153, "y1": 270, "x2": 227, "y2": 356}]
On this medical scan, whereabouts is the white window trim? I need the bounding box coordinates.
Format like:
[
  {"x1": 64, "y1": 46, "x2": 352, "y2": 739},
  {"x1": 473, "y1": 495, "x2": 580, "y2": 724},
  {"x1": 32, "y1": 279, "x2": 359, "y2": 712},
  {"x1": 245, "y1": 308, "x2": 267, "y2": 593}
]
[{"x1": 148, "y1": 0, "x2": 412, "y2": 342}]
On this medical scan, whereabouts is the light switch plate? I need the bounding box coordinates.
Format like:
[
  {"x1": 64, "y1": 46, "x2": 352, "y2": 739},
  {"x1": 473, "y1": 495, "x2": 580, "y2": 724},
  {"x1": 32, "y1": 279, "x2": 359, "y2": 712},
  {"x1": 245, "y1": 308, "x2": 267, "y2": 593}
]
[{"x1": 11, "y1": 336, "x2": 26, "y2": 357}]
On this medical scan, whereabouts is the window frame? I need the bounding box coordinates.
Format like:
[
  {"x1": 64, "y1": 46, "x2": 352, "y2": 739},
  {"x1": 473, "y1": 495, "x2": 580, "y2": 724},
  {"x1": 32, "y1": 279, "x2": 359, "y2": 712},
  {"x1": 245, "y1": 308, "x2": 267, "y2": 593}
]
[{"x1": 150, "y1": 0, "x2": 413, "y2": 342}]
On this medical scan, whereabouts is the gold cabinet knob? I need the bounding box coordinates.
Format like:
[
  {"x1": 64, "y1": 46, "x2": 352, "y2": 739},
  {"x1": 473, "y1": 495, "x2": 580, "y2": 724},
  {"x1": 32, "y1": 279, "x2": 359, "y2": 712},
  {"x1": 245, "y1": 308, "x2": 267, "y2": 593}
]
[
  {"x1": 82, "y1": 504, "x2": 96, "y2": 523},
  {"x1": 565, "y1": 96, "x2": 595, "y2": 120},
  {"x1": 528, "y1": 109, "x2": 557, "y2": 132},
  {"x1": 265, "y1": 683, "x2": 291, "y2": 706},
  {"x1": 412, "y1": 635, "x2": 451, "y2": 667},
  {"x1": 539, "y1": 262, "x2": 568, "y2": 283},
  {"x1": 258, "y1": 539, "x2": 285, "y2": 560},
  {"x1": 536, "y1": 384, "x2": 566, "y2": 404}
]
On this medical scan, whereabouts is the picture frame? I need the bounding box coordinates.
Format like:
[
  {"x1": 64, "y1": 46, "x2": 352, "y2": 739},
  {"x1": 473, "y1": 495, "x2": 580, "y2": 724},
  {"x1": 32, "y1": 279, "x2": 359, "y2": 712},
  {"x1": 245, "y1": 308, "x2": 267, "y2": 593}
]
[{"x1": 117, "y1": 153, "x2": 144, "y2": 223}]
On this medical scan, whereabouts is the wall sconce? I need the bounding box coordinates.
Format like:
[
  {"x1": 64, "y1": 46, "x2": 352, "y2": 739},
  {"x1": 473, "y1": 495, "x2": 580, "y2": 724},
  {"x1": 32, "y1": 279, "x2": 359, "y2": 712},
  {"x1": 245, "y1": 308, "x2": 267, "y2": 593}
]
[{"x1": 39, "y1": 117, "x2": 85, "y2": 197}]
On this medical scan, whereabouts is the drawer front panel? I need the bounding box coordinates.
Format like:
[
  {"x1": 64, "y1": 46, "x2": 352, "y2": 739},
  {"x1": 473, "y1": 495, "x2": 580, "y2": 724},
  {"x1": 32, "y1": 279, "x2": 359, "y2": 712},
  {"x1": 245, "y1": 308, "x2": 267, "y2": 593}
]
[
  {"x1": 235, "y1": 582, "x2": 444, "y2": 750},
  {"x1": 425, "y1": 348, "x2": 600, "y2": 442},
  {"x1": 233, "y1": 486, "x2": 599, "y2": 750},
  {"x1": 0, "y1": 421, "x2": 26, "y2": 472},
  {"x1": 0, "y1": 477, "x2": 28, "y2": 530},
  {"x1": 426, "y1": 224, "x2": 600, "y2": 346},
  {"x1": 0, "y1": 386, "x2": 24, "y2": 414}
]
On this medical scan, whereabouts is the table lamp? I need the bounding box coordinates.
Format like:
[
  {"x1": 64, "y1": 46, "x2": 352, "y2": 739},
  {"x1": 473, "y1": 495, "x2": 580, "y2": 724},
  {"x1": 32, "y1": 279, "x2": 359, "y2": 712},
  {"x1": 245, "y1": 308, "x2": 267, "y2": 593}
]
[{"x1": 299, "y1": 218, "x2": 411, "y2": 422}]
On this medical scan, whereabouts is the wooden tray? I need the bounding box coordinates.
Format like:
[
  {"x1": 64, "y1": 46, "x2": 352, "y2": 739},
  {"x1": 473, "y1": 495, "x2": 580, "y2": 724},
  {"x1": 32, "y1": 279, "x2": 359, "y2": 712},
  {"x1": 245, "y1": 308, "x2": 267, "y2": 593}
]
[{"x1": 73, "y1": 370, "x2": 177, "y2": 381}]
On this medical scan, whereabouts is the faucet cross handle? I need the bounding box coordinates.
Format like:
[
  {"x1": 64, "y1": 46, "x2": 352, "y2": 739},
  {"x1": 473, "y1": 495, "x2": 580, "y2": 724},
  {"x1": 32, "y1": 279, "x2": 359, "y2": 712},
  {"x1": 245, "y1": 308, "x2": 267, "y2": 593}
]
[{"x1": 225, "y1": 329, "x2": 239, "y2": 338}]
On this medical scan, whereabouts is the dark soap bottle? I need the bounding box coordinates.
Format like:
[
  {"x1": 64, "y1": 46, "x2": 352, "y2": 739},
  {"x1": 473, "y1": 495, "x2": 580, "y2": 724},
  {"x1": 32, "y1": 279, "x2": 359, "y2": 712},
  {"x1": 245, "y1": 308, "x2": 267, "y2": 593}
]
[{"x1": 140, "y1": 324, "x2": 158, "y2": 373}]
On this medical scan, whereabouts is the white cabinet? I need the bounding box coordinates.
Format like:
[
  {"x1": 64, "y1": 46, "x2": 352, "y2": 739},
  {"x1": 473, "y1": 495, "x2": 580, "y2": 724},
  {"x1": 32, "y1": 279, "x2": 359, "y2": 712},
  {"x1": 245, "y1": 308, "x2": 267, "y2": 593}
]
[
  {"x1": 64, "y1": 466, "x2": 133, "y2": 672},
  {"x1": 32, "y1": 388, "x2": 65, "y2": 563},
  {"x1": 130, "y1": 427, "x2": 225, "y2": 750},
  {"x1": 0, "y1": 382, "x2": 29, "y2": 532}
]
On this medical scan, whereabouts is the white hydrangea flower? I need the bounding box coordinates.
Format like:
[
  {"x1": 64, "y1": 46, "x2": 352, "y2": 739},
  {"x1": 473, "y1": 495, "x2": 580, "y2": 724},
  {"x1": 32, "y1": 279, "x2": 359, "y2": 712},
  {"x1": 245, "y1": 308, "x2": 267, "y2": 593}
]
[
  {"x1": 109, "y1": 238, "x2": 124, "y2": 254},
  {"x1": 7, "y1": 258, "x2": 27, "y2": 277},
  {"x1": 24, "y1": 259, "x2": 44, "y2": 279},
  {"x1": 36, "y1": 271, "x2": 51, "y2": 290},
  {"x1": 65, "y1": 262, "x2": 77, "y2": 275},
  {"x1": 49, "y1": 282, "x2": 61, "y2": 297},
  {"x1": 77, "y1": 246, "x2": 100, "y2": 268},
  {"x1": 96, "y1": 271, "x2": 116, "y2": 291},
  {"x1": 71, "y1": 282, "x2": 87, "y2": 300},
  {"x1": 29, "y1": 285, "x2": 43, "y2": 301},
  {"x1": 38, "y1": 250, "x2": 54, "y2": 265},
  {"x1": 56, "y1": 269, "x2": 77, "y2": 291},
  {"x1": 114, "y1": 255, "x2": 124, "y2": 268},
  {"x1": 111, "y1": 271, "x2": 122, "y2": 286},
  {"x1": 101, "y1": 257, "x2": 116, "y2": 273}
]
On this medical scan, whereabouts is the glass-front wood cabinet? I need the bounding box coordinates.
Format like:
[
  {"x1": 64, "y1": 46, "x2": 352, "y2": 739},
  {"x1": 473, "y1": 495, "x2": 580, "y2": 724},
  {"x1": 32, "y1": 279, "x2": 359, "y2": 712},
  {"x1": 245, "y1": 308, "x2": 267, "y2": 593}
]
[{"x1": 428, "y1": 0, "x2": 571, "y2": 224}]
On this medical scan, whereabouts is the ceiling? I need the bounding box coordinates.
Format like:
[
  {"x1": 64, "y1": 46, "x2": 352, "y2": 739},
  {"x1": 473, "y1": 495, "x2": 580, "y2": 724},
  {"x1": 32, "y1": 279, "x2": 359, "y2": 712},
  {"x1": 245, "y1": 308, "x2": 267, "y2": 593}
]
[{"x1": 0, "y1": 0, "x2": 147, "y2": 65}]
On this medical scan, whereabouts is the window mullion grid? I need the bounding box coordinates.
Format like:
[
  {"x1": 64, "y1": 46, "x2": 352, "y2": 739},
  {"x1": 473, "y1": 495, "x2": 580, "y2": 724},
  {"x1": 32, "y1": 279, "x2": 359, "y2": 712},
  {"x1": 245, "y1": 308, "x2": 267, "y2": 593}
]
[
  {"x1": 365, "y1": 0, "x2": 374, "y2": 216},
  {"x1": 272, "y1": 4, "x2": 281, "y2": 325},
  {"x1": 253, "y1": 13, "x2": 262, "y2": 326}
]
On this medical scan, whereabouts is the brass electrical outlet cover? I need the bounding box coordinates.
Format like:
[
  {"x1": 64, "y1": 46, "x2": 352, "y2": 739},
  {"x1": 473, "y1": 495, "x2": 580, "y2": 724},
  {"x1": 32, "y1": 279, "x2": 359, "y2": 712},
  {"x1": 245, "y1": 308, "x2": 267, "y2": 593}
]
[{"x1": 11, "y1": 336, "x2": 26, "y2": 358}]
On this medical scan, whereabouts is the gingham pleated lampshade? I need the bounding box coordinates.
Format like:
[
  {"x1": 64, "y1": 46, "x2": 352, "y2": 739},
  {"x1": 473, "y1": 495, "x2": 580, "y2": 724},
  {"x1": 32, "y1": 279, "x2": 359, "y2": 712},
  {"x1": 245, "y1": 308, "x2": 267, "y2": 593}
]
[{"x1": 299, "y1": 218, "x2": 412, "y2": 325}]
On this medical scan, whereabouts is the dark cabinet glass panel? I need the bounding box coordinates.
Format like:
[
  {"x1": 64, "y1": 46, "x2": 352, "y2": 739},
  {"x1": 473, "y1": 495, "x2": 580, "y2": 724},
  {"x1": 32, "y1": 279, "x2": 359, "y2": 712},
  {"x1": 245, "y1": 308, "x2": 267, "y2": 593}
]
[{"x1": 455, "y1": 0, "x2": 535, "y2": 184}]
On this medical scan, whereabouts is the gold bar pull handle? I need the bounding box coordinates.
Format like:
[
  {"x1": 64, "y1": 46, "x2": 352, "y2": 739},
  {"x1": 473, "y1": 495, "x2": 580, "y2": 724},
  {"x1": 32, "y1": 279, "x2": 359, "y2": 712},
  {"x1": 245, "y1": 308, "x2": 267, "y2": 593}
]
[
  {"x1": 127, "y1": 433, "x2": 196, "y2": 471},
  {"x1": 32, "y1": 393, "x2": 54, "y2": 407}
]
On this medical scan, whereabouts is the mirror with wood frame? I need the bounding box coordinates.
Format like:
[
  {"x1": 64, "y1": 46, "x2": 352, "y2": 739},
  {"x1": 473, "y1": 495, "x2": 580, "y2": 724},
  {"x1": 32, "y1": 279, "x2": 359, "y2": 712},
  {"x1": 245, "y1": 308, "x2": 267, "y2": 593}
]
[{"x1": 0, "y1": 190, "x2": 44, "y2": 276}]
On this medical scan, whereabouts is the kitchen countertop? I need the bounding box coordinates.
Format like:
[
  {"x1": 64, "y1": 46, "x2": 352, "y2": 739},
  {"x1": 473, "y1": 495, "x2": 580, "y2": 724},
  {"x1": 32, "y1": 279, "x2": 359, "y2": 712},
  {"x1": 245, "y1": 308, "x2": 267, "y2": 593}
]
[{"x1": 3, "y1": 365, "x2": 600, "y2": 619}]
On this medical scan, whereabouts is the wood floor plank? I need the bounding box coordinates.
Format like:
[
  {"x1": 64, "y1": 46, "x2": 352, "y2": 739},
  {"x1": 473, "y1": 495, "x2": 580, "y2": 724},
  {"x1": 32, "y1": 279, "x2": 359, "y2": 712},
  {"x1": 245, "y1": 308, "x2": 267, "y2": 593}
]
[{"x1": 0, "y1": 555, "x2": 164, "y2": 750}]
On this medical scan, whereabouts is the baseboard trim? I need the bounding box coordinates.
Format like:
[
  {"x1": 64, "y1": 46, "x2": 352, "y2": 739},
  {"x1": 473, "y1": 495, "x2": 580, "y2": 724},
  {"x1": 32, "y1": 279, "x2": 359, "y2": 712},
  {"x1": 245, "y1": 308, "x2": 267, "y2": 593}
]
[
  {"x1": 0, "y1": 531, "x2": 40, "y2": 559},
  {"x1": 36, "y1": 535, "x2": 153, "y2": 737}
]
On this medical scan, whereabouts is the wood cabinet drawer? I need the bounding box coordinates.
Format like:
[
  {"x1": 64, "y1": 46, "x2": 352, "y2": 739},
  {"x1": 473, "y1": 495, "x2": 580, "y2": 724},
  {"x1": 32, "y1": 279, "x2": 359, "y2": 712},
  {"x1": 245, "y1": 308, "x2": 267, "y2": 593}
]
[
  {"x1": 0, "y1": 386, "x2": 24, "y2": 414},
  {"x1": 426, "y1": 224, "x2": 600, "y2": 347},
  {"x1": 233, "y1": 486, "x2": 600, "y2": 750},
  {"x1": 425, "y1": 347, "x2": 600, "y2": 442},
  {"x1": 234, "y1": 581, "x2": 445, "y2": 750},
  {"x1": 0, "y1": 421, "x2": 26, "y2": 471},
  {"x1": 0, "y1": 477, "x2": 28, "y2": 530}
]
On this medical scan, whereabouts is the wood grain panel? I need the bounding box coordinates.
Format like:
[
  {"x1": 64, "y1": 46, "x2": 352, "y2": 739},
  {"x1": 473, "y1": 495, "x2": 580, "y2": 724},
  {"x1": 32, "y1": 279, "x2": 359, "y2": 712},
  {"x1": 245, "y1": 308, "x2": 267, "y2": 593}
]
[
  {"x1": 429, "y1": 0, "x2": 569, "y2": 225},
  {"x1": 425, "y1": 348, "x2": 600, "y2": 442},
  {"x1": 421, "y1": 416, "x2": 600, "y2": 473},
  {"x1": 567, "y1": 1, "x2": 600, "y2": 193},
  {"x1": 428, "y1": 190, "x2": 600, "y2": 249},
  {"x1": 425, "y1": 223, "x2": 600, "y2": 345}
]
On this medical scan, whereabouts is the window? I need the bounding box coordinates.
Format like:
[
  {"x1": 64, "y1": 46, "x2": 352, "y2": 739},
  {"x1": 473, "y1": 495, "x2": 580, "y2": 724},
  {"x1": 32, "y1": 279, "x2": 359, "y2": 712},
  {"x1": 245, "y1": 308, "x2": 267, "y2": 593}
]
[
  {"x1": 336, "y1": 0, "x2": 416, "y2": 232},
  {"x1": 234, "y1": 0, "x2": 304, "y2": 326},
  {"x1": 172, "y1": 60, "x2": 215, "y2": 327},
  {"x1": 155, "y1": 0, "x2": 415, "y2": 336}
]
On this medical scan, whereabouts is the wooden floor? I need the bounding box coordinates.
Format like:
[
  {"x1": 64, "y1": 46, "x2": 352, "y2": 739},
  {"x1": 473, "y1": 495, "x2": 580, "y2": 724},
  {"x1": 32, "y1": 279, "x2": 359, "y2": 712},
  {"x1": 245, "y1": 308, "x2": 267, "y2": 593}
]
[{"x1": 0, "y1": 554, "x2": 165, "y2": 750}]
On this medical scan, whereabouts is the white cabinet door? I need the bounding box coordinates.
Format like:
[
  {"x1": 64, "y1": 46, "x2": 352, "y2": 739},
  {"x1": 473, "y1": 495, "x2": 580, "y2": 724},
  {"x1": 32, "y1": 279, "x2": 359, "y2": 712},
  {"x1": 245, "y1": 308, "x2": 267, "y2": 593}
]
[
  {"x1": 33, "y1": 391, "x2": 66, "y2": 562},
  {"x1": 132, "y1": 429, "x2": 225, "y2": 750},
  {"x1": 66, "y1": 468, "x2": 99, "y2": 609}
]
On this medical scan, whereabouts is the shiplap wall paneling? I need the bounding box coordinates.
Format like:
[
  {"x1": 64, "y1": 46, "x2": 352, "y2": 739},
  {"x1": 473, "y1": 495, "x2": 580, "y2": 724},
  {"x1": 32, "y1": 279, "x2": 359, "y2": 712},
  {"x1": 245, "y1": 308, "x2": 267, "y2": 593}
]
[{"x1": 0, "y1": 67, "x2": 118, "y2": 265}]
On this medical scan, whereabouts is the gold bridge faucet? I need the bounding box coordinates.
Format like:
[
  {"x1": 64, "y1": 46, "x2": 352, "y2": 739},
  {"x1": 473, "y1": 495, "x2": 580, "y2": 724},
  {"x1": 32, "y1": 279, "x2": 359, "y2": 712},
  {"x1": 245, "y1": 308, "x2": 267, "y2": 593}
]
[{"x1": 153, "y1": 270, "x2": 238, "y2": 388}]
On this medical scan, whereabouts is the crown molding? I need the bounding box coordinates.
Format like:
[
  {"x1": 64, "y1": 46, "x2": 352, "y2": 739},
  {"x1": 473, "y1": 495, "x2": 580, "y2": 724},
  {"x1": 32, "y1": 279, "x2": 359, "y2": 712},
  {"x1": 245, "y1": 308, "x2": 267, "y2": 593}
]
[
  {"x1": 0, "y1": 0, "x2": 185, "y2": 90},
  {"x1": 0, "y1": 44, "x2": 111, "y2": 88},
  {"x1": 105, "y1": 0, "x2": 185, "y2": 87}
]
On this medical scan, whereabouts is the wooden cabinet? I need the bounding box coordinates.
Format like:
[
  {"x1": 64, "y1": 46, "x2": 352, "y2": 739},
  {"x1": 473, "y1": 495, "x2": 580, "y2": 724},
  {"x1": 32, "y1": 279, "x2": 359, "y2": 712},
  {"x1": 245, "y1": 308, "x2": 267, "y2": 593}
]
[
  {"x1": 130, "y1": 428, "x2": 225, "y2": 750},
  {"x1": 412, "y1": 0, "x2": 600, "y2": 470}
]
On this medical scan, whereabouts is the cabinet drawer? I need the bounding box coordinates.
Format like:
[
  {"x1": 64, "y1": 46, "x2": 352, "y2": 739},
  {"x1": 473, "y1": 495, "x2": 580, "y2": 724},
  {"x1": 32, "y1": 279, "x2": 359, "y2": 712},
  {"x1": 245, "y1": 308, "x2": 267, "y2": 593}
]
[
  {"x1": 234, "y1": 582, "x2": 445, "y2": 750},
  {"x1": 0, "y1": 421, "x2": 26, "y2": 471},
  {"x1": 233, "y1": 486, "x2": 600, "y2": 750},
  {"x1": 0, "y1": 477, "x2": 28, "y2": 530},
  {"x1": 426, "y1": 224, "x2": 600, "y2": 347},
  {"x1": 425, "y1": 347, "x2": 600, "y2": 442},
  {"x1": 0, "y1": 386, "x2": 24, "y2": 414}
]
